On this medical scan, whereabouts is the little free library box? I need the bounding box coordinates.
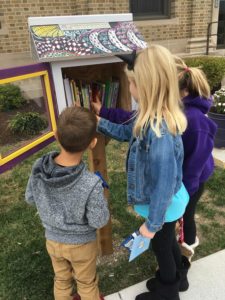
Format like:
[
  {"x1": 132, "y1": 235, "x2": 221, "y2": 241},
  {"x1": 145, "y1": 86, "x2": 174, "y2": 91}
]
[{"x1": 0, "y1": 13, "x2": 147, "y2": 254}]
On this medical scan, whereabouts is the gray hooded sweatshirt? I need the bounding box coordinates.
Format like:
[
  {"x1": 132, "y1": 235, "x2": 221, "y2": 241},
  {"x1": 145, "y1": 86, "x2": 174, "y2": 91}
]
[{"x1": 25, "y1": 151, "x2": 109, "y2": 244}]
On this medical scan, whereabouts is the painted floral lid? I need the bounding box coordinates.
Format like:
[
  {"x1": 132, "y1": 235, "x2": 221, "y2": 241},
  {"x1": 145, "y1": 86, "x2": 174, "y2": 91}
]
[{"x1": 29, "y1": 15, "x2": 147, "y2": 62}]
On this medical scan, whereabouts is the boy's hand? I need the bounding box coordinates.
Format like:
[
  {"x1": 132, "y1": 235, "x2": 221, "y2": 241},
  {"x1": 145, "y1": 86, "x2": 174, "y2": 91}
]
[
  {"x1": 139, "y1": 223, "x2": 155, "y2": 239},
  {"x1": 91, "y1": 94, "x2": 102, "y2": 115}
]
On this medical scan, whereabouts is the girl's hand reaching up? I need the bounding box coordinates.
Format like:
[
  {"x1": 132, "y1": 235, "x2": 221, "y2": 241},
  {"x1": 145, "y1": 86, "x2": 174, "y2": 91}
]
[
  {"x1": 91, "y1": 94, "x2": 102, "y2": 115},
  {"x1": 74, "y1": 100, "x2": 81, "y2": 107},
  {"x1": 139, "y1": 223, "x2": 155, "y2": 239}
]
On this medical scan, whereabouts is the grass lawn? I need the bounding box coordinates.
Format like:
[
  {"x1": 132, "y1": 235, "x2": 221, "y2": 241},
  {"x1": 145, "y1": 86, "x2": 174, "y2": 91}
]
[{"x1": 0, "y1": 140, "x2": 225, "y2": 300}]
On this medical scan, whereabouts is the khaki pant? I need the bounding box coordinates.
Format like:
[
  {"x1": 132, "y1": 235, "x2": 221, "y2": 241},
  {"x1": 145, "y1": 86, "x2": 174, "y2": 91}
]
[{"x1": 46, "y1": 239, "x2": 100, "y2": 300}]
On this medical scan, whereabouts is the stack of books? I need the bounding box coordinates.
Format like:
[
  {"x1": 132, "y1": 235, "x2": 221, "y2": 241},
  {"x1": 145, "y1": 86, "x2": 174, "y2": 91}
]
[{"x1": 63, "y1": 77, "x2": 120, "y2": 109}]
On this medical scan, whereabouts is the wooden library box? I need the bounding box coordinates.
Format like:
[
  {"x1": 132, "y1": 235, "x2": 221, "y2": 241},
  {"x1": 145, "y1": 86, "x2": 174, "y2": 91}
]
[{"x1": 0, "y1": 13, "x2": 146, "y2": 254}]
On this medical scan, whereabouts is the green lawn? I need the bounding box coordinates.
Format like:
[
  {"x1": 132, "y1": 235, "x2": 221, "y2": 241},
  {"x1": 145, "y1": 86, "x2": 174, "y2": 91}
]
[{"x1": 0, "y1": 140, "x2": 225, "y2": 299}]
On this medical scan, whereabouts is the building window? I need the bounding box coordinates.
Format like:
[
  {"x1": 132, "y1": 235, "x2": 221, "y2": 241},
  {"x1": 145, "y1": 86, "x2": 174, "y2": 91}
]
[{"x1": 130, "y1": 0, "x2": 171, "y2": 20}]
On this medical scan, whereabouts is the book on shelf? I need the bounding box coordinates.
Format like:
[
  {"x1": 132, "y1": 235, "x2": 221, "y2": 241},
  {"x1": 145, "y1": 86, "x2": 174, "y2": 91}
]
[
  {"x1": 70, "y1": 80, "x2": 75, "y2": 104},
  {"x1": 103, "y1": 80, "x2": 111, "y2": 108},
  {"x1": 91, "y1": 81, "x2": 103, "y2": 103},
  {"x1": 82, "y1": 82, "x2": 90, "y2": 109},
  {"x1": 71, "y1": 80, "x2": 79, "y2": 105},
  {"x1": 111, "y1": 80, "x2": 119, "y2": 108},
  {"x1": 63, "y1": 76, "x2": 120, "y2": 109},
  {"x1": 77, "y1": 80, "x2": 84, "y2": 107},
  {"x1": 63, "y1": 77, "x2": 73, "y2": 107}
]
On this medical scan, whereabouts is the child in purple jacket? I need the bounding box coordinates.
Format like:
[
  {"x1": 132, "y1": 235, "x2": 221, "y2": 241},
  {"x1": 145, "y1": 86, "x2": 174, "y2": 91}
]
[
  {"x1": 175, "y1": 58, "x2": 217, "y2": 260},
  {"x1": 91, "y1": 57, "x2": 217, "y2": 263}
]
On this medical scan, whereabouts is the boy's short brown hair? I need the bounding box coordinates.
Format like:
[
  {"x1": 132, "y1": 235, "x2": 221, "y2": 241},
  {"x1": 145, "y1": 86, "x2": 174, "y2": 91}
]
[{"x1": 57, "y1": 106, "x2": 97, "y2": 153}]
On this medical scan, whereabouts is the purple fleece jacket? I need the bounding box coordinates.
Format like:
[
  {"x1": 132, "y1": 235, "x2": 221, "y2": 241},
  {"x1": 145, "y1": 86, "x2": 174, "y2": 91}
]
[
  {"x1": 182, "y1": 95, "x2": 217, "y2": 195},
  {"x1": 99, "y1": 107, "x2": 135, "y2": 124},
  {"x1": 99, "y1": 96, "x2": 217, "y2": 196}
]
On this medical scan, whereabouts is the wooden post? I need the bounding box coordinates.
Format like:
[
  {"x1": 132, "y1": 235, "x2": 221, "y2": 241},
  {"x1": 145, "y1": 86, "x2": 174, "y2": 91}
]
[{"x1": 88, "y1": 133, "x2": 113, "y2": 255}]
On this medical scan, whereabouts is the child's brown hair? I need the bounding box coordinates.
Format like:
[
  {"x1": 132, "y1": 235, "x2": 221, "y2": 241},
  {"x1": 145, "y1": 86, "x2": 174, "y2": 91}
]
[{"x1": 57, "y1": 106, "x2": 97, "y2": 153}]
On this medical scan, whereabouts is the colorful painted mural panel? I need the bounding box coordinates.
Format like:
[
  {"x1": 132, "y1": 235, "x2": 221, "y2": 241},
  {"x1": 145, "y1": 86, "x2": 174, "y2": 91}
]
[{"x1": 30, "y1": 21, "x2": 147, "y2": 61}]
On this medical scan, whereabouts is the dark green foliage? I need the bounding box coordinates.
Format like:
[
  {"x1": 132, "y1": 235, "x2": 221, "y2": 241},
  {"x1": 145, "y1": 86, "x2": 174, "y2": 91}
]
[
  {"x1": 184, "y1": 56, "x2": 225, "y2": 91},
  {"x1": 8, "y1": 112, "x2": 48, "y2": 135},
  {"x1": 0, "y1": 84, "x2": 26, "y2": 111}
]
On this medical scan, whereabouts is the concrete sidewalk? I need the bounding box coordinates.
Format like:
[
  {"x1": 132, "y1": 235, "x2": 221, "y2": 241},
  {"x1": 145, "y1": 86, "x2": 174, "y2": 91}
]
[
  {"x1": 213, "y1": 148, "x2": 225, "y2": 169},
  {"x1": 105, "y1": 249, "x2": 225, "y2": 300}
]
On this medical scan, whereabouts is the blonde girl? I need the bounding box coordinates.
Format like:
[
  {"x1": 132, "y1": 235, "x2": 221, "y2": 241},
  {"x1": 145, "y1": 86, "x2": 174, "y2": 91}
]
[{"x1": 97, "y1": 45, "x2": 189, "y2": 300}]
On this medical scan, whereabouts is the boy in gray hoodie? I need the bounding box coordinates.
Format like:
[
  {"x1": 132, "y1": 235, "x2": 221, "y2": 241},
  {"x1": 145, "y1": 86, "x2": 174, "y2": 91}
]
[{"x1": 25, "y1": 106, "x2": 109, "y2": 300}]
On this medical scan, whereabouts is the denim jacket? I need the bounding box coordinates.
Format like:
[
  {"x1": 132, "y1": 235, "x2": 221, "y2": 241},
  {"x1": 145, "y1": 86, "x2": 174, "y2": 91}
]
[{"x1": 97, "y1": 118, "x2": 184, "y2": 232}]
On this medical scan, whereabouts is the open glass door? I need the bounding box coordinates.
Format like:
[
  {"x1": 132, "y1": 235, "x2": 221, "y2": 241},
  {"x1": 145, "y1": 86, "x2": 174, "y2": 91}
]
[{"x1": 0, "y1": 63, "x2": 57, "y2": 173}]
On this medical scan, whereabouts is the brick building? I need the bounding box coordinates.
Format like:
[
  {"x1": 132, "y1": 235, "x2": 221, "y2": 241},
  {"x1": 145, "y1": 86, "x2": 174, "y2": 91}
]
[{"x1": 0, "y1": 0, "x2": 222, "y2": 64}]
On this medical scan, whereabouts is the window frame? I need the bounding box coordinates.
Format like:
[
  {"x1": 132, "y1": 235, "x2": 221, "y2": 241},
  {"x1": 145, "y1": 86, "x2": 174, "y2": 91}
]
[
  {"x1": 0, "y1": 63, "x2": 57, "y2": 173},
  {"x1": 130, "y1": 0, "x2": 171, "y2": 21}
]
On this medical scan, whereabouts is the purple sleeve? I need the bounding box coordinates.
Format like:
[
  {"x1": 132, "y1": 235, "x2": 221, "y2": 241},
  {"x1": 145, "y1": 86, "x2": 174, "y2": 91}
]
[{"x1": 99, "y1": 107, "x2": 134, "y2": 124}]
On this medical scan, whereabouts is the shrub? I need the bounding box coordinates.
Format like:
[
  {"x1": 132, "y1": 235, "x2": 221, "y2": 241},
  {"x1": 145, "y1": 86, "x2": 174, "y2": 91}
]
[
  {"x1": 184, "y1": 56, "x2": 225, "y2": 93},
  {"x1": 0, "y1": 84, "x2": 26, "y2": 111},
  {"x1": 8, "y1": 112, "x2": 48, "y2": 136},
  {"x1": 212, "y1": 88, "x2": 225, "y2": 114}
]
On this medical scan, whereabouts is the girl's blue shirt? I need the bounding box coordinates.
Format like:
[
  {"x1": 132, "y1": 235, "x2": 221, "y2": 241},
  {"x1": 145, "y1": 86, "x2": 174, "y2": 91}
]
[
  {"x1": 97, "y1": 118, "x2": 189, "y2": 232},
  {"x1": 134, "y1": 183, "x2": 189, "y2": 222}
]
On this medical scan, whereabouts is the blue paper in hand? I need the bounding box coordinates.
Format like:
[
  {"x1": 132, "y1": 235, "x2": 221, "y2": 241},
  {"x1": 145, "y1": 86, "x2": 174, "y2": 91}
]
[
  {"x1": 129, "y1": 234, "x2": 151, "y2": 261},
  {"x1": 121, "y1": 231, "x2": 151, "y2": 262}
]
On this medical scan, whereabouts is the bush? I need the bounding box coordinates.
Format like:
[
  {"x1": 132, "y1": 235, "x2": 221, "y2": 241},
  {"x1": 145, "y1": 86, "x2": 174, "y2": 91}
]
[
  {"x1": 0, "y1": 84, "x2": 26, "y2": 111},
  {"x1": 8, "y1": 112, "x2": 48, "y2": 136},
  {"x1": 212, "y1": 88, "x2": 225, "y2": 114},
  {"x1": 184, "y1": 56, "x2": 225, "y2": 93}
]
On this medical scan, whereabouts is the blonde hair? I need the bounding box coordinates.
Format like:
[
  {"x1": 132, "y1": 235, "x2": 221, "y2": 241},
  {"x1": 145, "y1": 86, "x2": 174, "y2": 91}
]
[
  {"x1": 174, "y1": 55, "x2": 210, "y2": 99},
  {"x1": 125, "y1": 45, "x2": 187, "y2": 138}
]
